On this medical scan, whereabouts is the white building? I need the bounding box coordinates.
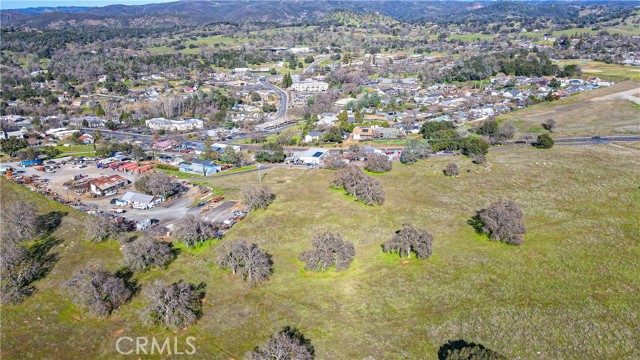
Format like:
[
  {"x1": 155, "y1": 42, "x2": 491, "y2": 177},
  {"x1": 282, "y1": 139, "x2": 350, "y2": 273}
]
[
  {"x1": 145, "y1": 118, "x2": 205, "y2": 131},
  {"x1": 120, "y1": 191, "x2": 164, "y2": 210},
  {"x1": 297, "y1": 148, "x2": 330, "y2": 165},
  {"x1": 290, "y1": 80, "x2": 329, "y2": 93}
]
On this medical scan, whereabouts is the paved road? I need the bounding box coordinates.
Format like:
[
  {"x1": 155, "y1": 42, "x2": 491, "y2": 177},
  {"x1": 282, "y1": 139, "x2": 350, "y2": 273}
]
[
  {"x1": 259, "y1": 76, "x2": 288, "y2": 118},
  {"x1": 304, "y1": 55, "x2": 329, "y2": 75}
]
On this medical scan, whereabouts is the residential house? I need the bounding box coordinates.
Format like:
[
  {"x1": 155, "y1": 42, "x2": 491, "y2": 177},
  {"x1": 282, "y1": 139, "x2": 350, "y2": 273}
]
[
  {"x1": 120, "y1": 191, "x2": 164, "y2": 210},
  {"x1": 178, "y1": 159, "x2": 220, "y2": 176},
  {"x1": 352, "y1": 127, "x2": 375, "y2": 141},
  {"x1": 304, "y1": 130, "x2": 324, "y2": 143},
  {"x1": 375, "y1": 127, "x2": 406, "y2": 139}
]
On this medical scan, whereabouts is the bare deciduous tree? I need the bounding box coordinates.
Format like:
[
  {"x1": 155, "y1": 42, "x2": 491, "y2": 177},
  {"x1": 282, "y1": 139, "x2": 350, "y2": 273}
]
[
  {"x1": 3, "y1": 201, "x2": 38, "y2": 242},
  {"x1": 298, "y1": 231, "x2": 355, "y2": 271},
  {"x1": 134, "y1": 171, "x2": 178, "y2": 197},
  {"x1": 215, "y1": 240, "x2": 273, "y2": 286},
  {"x1": 243, "y1": 185, "x2": 275, "y2": 211},
  {"x1": 85, "y1": 214, "x2": 122, "y2": 243},
  {"x1": 541, "y1": 119, "x2": 556, "y2": 132},
  {"x1": 122, "y1": 237, "x2": 174, "y2": 271},
  {"x1": 383, "y1": 224, "x2": 434, "y2": 259},
  {"x1": 171, "y1": 215, "x2": 218, "y2": 247},
  {"x1": 498, "y1": 122, "x2": 517, "y2": 140},
  {"x1": 475, "y1": 200, "x2": 526, "y2": 245},
  {"x1": 322, "y1": 155, "x2": 348, "y2": 170},
  {"x1": 247, "y1": 326, "x2": 315, "y2": 360},
  {"x1": 444, "y1": 163, "x2": 460, "y2": 177},
  {"x1": 364, "y1": 154, "x2": 392, "y2": 173},
  {"x1": 332, "y1": 165, "x2": 385, "y2": 205},
  {"x1": 1, "y1": 240, "x2": 41, "y2": 304},
  {"x1": 66, "y1": 263, "x2": 131, "y2": 316},
  {"x1": 145, "y1": 279, "x2": 205, "y2": 330}
]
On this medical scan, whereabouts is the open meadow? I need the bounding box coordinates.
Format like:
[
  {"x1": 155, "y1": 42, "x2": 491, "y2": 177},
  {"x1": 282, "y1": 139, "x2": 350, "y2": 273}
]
[
  {"x1": 499, "y1": 81, "x2": 640, "y2": 137},
  {"x1": 2, "y1": 141, "x2": 639, "y2": 359}
]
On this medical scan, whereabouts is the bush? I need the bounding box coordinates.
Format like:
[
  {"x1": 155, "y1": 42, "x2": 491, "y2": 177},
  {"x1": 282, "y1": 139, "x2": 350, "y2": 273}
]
[
  {"x1": 534, "y1": 134, "x2": 554, "y2": 149},
  {"x1": 364, "y1": 153, "x2": 392, "y2": 173},
  {"x1": 438, "y1": 339, "x2": 507, "y2": 360},
  {"x1": 472, "y1": 154, "x2": 487, "y2": 166},
  {"x1": 461, "y1": 138, "x2": 489, "y2": 156},
  {"x1": 444, "y1": 163, "x2": 460, "y2": 176}
]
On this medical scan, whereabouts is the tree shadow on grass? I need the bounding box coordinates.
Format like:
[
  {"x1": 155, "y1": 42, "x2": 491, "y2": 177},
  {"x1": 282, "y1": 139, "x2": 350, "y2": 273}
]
[
  {"x1": 114, "y1": 267, "x2": 140, "y2": 297},
  {"x1": 31, "y1": 236, "x2": 63, "y2": 281},
  {"x1": 438, "y1": 339, "x2": 507, "y2": 360},
  {"x1": 467, "y1": 213, "x2": 485, "y2": 235},
  {"x1": 35, "y1": 211, "x2": 68, "y2": 237}
]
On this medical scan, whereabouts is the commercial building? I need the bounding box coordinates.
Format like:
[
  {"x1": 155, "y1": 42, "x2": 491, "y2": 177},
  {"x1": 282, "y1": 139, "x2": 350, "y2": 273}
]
[{"x1": 145, "y1": 118, "x2": 205, "y2": 131}]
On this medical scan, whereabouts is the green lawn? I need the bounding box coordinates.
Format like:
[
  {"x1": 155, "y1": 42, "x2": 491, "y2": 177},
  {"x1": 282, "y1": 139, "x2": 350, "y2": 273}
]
[
  {"x1": 56, "y1": 144, "x2": 95, "y2": 154},
  {"x1": 2, "y1": 142, "x2": 639, "y2": 359}
]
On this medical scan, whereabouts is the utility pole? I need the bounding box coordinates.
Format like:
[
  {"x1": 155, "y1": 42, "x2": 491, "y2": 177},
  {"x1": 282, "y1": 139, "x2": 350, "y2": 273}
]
[{"x1": 257, "y1": 163, "x2": 262, "y2": 183}]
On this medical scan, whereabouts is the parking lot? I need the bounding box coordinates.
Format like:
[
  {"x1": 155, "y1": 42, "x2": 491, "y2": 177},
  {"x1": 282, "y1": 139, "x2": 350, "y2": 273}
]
[{"x1": 11, "y1": 159, "x2": 203, "y2": 225}]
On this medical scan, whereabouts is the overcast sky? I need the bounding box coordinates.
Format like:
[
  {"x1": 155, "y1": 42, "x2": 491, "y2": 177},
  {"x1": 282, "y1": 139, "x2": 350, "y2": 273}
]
[{"x1": 2, "y1": 0, "x2": 176, "y2": 9}]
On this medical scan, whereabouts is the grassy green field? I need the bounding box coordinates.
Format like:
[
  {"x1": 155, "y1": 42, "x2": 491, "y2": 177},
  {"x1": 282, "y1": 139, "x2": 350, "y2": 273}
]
[
  {"x1": 552, "y1": 60, "x2": 640, "y2": 82},
  {"x1": 499, "y1": 81, "x2": 640, "y2": 137},
  {"x1": 2, "y1": 140, "x2": 639, "y2": 359}
]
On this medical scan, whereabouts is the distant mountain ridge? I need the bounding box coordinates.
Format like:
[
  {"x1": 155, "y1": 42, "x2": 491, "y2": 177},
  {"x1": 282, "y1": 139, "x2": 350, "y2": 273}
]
[{"x1": 1, "y1": 0, "x2": 638, "y2": 29}]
